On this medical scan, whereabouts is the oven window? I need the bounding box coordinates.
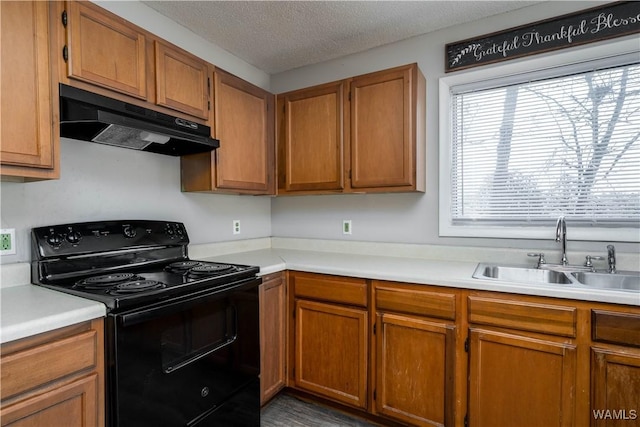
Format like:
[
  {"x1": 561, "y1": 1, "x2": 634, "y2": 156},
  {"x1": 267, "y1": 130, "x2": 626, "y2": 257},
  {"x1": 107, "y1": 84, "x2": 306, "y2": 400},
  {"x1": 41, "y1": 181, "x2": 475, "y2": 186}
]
[{"x1": 161, "y1": 304, "x2": 236, "y2": 372}]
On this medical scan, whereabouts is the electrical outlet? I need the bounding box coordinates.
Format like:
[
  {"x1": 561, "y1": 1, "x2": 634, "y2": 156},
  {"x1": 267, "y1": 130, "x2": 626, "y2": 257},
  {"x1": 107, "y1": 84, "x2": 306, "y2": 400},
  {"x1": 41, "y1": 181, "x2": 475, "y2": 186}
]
[
  {"x1": 0, "y1": 228, "x2": 16, "y2": 255},
  {"x1": 233, "y1": 220, "x2": 241, "y2": 235},
  {"x1": 342, "y1": 220, "x2": 352, "y2": 235}
]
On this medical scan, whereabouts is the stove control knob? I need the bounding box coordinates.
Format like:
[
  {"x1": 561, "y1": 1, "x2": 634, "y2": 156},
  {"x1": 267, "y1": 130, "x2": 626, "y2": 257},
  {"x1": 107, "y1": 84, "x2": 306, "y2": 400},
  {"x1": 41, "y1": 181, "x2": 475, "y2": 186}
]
[
  {"x1": 66, "y1": 228, "x2": 82, "y2": 245},
  {"x1": 123, "y1": 225, "x2": 137, "y2": 238},
  {"x1": 46, "y1": 229, "x2": 64, "y2": 247},
  {"x1": 165, "y1": 225, "x2": 175, "y2": 236}
]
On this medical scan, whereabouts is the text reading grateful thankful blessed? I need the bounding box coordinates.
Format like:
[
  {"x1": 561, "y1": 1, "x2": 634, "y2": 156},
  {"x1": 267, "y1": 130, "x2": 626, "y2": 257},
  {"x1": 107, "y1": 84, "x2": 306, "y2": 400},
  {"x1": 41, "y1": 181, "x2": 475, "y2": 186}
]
[{"x1": 445, "y1": 1, "x2": 640, "y2": 72}]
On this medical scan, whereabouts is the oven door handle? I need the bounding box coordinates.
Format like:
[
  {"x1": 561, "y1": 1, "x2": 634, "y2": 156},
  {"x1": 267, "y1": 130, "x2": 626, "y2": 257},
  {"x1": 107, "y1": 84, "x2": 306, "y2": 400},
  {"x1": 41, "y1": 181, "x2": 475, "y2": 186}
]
[{"x1": 163, "y1": 304, "x2": 238, "y2": 374}]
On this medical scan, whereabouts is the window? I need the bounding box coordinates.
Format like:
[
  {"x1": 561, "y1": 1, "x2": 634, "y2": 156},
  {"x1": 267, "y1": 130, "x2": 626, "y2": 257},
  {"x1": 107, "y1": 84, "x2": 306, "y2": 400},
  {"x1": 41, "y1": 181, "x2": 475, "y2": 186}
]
[{"x1": 439, "y1": 39, "x2": 640, "y2": 241}]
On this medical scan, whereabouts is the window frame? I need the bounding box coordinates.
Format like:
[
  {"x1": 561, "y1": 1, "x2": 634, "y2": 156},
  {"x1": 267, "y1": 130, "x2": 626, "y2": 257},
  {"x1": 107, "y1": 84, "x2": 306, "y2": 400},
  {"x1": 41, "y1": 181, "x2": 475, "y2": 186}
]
[{"x1": 438, "y1": 36, "x2": 640, "y2": 242}]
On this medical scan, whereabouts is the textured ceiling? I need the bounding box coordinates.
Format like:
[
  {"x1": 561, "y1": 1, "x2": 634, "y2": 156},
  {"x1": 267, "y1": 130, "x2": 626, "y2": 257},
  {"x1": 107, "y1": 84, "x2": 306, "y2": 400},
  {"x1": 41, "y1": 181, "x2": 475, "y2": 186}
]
[{"x1": 142, "y1": 1, "x2": 543, "y2": 74}]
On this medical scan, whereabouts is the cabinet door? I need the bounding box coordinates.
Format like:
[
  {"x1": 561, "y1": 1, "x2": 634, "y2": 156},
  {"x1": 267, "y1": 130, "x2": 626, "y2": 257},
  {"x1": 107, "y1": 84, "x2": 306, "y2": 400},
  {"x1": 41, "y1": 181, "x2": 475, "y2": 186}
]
[
  {"x1": 214, "y1": 70, "x2": 274, "y2": 193},
  {"x1": 350, "y1": 64, "x2": 423, "y2": 190},
  {"x1": 259, "y1": 273, "x2": 287, "y2": 405},
  {"x1": 0, "y1": 1, "x2": 56, "y2": 176},
  {"x1": 154, "y1": 40, "x2": 209, "y2": 119},
  {"x1": 66, "y1": 1, "x2": 147, "y2": 99},
  {"x1": 278, "y1": 81, "x2": 345, "y2": 192},
  {"x1": 591, "y1": 347, "x2": 640, "y2": 427},
  {"x1": 294, "y1": 299, "x2": 367, "y2": 409},
  {"x1": 468, "y1": 328, "x2": 576, "y2": 427},
  {"x1": 181, "y1": 71, "x2": 275, "y2": 195},
  {"x1": 375, "y1": 313, "x2": 455, "y2": 427},
  {"x1": 0, "y1": 374, "x2": 99, "y2": 427}
]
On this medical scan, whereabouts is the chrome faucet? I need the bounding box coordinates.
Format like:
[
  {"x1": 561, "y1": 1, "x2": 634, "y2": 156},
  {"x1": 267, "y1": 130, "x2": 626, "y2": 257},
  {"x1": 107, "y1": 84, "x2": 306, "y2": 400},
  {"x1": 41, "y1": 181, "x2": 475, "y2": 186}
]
[
  {"x1": 607, "y1": 244, "x2": 616, "y2": 274},
  {"x1": 555, "y1": 216, "x2": 568, "y2": 265}
]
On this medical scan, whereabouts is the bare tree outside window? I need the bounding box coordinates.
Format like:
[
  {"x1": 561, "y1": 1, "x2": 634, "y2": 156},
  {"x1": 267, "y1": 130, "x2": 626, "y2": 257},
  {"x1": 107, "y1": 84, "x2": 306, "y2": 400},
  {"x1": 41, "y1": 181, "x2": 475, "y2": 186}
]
[{"x1": 451, "y1": 62, "x2": 640, "y2": 226}]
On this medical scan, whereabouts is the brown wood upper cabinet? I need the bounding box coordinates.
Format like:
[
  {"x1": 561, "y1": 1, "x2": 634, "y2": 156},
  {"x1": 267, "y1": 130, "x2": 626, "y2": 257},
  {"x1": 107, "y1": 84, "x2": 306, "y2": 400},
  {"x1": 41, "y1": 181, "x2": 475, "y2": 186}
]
[
  {"x1": 181, "y1": 69, "x2": 275, "y2": 195},
  {"x1": 61, "y1": 1, "x2": 210, "y2": 120},
  {"x1": 154, "y1": 40, "x2": 209, "y2": 120},
  {"x1": 350, "y1": 65, "x2": 424, "y2": 191},
  {"x1": 277, "y1": 63, "x2": 425, "y2": 195},
  {"x1": 277, "y1": 81, "x2": 346, "y2": 192},
  {"x1": 1, "y1": 1, "x2": 59, "y2": 181},
  {"x1": 64, "y1": 0, "x2": 147, "y2": 100}
]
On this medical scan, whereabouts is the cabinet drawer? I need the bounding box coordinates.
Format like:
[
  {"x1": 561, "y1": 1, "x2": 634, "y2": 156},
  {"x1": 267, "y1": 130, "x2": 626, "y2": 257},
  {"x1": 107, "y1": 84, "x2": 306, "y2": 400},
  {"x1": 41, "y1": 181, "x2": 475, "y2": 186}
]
[
  {"x1": 1, "y1": 329, "x2": 98, "y2": 401},
  {"x1": 374, "y1": 282, "x2": 456, "y2": 320},
  {"x1": 292, "y1": 272, "x2": 367, "y2": 307},
  {"x1": 0, "y1": 373, "x2": 99, "y2": 426},
  {"x1": 468, "y1": 296, "x2": 577, "y2": 337},
  {"x1": 592, "y1": 310, "x2": 640, "y2": 348}
]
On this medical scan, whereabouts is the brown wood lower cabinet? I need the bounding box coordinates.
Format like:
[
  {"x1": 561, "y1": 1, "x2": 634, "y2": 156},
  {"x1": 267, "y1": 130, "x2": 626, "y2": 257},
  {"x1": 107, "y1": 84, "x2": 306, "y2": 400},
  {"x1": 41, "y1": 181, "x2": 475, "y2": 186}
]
[
  {"x1": 294, "y1": 299, "x2": 368, "y2": 409},
  {"x1": 591, "y1": 309, "x2": 640, "y2": 427},
  {"x1": 468, "y1": 328, "x2": 577, "y2": 427},
  {"x1": 375, "y1": 313, "x2": 455, "y2": 427},
  {"x1": 467, "y1": 294, "x2": 579, "y2": 427},
  {"x1": 259, "y1": 272, "x2": 287, "y2": 405},
  {"x1": 289, "y1": 272, "x2": 369, "y2": 409},
  {"x1": 0, "y1": 374, "x2": 99, "y2": 427},
  {"x1": 0, "y1": 319, "x2": 104, "y2": 427},
  {"x1": 287, "y1": 272, "x2": 640, "y2": 427},
  {"x1": 372, "y1": 281, "x2": 458, "y2": 427},
  {"x1": 591, "y1": 347, "x2": 640, "y2": 427}
]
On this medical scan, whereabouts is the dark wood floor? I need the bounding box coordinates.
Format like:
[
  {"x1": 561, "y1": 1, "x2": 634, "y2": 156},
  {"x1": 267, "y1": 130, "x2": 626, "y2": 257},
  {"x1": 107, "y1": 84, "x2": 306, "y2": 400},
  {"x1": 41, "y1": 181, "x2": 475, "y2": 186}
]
[{"x1": 261, "y1": 394, "x2": 379, "y2": 426}]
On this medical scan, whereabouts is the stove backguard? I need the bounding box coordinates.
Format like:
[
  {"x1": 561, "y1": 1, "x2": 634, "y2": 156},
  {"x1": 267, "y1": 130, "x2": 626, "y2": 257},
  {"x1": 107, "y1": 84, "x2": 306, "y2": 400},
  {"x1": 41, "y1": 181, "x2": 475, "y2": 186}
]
[{"x1": 31, "y1": 220, "x2": 190, "y2": 284}]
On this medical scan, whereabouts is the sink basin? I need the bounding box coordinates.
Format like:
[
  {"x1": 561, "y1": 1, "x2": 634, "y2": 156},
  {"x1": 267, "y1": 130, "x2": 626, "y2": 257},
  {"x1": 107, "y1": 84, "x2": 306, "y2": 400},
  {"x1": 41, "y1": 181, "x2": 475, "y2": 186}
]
[
  {"x1": 570, "y1": 271, "x2": 640, "y2": 291},
  {"x1": 473, "y1": 264, "x2": 574, "y2": 284},
  {"x1": 474, "y1": 263, "x2": 640, "y2": 292}
]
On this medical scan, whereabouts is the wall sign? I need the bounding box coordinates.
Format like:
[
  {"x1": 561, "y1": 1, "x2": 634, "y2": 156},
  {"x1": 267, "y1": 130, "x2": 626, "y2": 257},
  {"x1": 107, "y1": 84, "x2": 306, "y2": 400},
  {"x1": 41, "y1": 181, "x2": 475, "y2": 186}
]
[{"x1": 445, "y1": 1, "x2": 640, "y2": 72}]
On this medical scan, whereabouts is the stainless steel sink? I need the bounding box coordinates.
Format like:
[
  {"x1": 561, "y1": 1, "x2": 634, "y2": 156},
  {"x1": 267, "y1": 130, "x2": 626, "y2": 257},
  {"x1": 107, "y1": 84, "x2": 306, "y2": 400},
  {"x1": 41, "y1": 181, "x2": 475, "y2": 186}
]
[
  {"x1": 570, "y1": 271, "x2": 640, "y2": 291},
  {"x1": 473, "y1": 263, "x2": 640, "y2": 292},
  {"x1": 473, "y1": 264, "x2": 574, "y2": 284}
]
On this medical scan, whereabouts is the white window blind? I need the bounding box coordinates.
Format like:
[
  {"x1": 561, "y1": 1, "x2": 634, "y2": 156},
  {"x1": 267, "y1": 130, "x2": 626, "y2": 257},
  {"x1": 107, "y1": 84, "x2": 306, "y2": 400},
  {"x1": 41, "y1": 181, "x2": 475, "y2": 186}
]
[{"x1": 450, "y1": 60, "x2": 640, "y2": 227}]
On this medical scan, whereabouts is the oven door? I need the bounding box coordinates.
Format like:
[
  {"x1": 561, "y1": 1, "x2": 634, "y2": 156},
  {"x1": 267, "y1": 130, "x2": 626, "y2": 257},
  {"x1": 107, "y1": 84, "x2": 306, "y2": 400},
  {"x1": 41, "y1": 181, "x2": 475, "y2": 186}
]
[{"x1": 107, "y1": 278, "x2": 260, "y2": 427}]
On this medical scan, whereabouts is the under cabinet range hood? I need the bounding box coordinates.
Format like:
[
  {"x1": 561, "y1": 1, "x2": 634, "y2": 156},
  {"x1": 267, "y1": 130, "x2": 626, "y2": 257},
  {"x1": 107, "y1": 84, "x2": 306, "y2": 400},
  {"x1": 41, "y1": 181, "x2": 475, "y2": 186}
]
[{"x1": 59, "y1": 84, "x2": 219, "y2": 156}]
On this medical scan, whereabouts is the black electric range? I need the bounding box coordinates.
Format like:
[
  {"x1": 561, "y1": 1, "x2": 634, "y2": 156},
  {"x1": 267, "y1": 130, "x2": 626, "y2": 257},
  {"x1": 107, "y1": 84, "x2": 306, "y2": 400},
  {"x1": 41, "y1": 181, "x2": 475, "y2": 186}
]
[{"x1": 31, "y1": 220, "x2": 261, "y2": 427}]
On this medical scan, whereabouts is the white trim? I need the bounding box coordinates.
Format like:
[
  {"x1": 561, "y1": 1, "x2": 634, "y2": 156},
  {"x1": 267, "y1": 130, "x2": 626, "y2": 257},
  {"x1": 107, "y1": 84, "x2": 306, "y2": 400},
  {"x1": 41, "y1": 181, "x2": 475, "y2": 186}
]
[{"x1": 438, "y1": 36, "x2": 640, "y2": 242}]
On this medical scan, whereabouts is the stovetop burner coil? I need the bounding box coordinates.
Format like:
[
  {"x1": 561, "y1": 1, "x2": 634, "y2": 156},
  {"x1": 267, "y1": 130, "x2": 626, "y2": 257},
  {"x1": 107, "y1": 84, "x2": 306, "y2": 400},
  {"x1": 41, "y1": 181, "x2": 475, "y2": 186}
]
[
  {"x1": 187, "y1": 263, "x2": 236, "y2": 278},
  {"x1": 109, "y1": 280, "x2": 166, "y2": 294},
  {"x1": 191, "y1": 264, "x2": 235, "y2": 273},
  {"x1": 75, "y1": 273, "x2": 144, "y2": 290},
  {"x1": 165, "y1": 261, "x2": 203, "y2": 273}
]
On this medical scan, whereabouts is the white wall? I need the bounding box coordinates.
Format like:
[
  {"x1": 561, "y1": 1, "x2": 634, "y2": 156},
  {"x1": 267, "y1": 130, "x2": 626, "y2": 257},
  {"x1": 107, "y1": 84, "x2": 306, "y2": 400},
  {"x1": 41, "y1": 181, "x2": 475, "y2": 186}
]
[
  {"x1": 270, "y1": 1, "x2": 640, "y2": 255},
  {"x1": 0, "y1": 1, "x2": 272, "y2": 264}
]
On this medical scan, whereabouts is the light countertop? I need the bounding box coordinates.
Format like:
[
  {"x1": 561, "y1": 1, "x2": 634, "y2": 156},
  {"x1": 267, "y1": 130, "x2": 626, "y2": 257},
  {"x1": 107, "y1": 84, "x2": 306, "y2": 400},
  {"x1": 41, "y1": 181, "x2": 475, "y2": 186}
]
[
  {"x1": 1, "y1": 284, "x2": 106, "y2": 344},
  {"x1": 202, "y1": 248, "x2": 640, "y2": 306},
  {"x1": 2, "y1": 241, "x2": 638, "y2": 345}
]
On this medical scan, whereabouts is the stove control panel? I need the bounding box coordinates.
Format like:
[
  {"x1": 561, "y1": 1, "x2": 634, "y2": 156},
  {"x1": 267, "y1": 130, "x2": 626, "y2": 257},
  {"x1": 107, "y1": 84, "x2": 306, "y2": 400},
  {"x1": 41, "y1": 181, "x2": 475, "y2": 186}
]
[{"x1": 32, "y1": 220, "x2": 189, "y2": 258}]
